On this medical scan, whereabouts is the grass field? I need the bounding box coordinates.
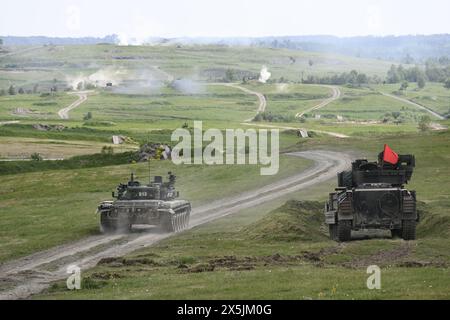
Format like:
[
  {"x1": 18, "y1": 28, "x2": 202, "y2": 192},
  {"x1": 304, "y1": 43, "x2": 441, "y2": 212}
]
[
  {"x1": 0, "y1": 137, "x2": 137, "y2": 159},
  {"x1": 71, "y1": 86, "x2": 257, "y2": 122},
  {"x1": 318, "y1": 86, "x2": 429, "y2": 121},
  {"x1": 0, "y1": 93, "x2": 78, "y2": 120},
  {"x1": 0, "y1": 43, "x2": 448, "y2": 300},
  {"x1": 0, "y1": 45, "x2": 395, "y2": 88},
  {"x1": 376, "y1": 82, "x2": 450, "y2": 116},
  {"x1": 36, "y1": 130, "x2": 450, "y2": 300},
  {"x1": 0, "y1": 152, "x2": 311, "y2": 263}
]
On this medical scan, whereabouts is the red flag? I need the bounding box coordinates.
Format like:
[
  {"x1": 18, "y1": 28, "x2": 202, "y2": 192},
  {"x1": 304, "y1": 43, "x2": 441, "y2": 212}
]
[{"x1": 383, "y1": 144, "x2": 399, "y2": 165}]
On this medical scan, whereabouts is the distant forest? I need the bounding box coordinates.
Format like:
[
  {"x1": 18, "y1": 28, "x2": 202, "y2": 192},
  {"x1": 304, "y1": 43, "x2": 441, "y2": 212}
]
[
  {"x1": 247, "y1": 34, "x2": 450, "y2": 63},
  {"x1": 1, "y1": 34, "x2": 449, "y2": 62}
]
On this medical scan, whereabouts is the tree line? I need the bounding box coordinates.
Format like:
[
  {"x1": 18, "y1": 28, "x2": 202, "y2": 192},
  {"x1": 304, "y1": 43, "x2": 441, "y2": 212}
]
[
  {"x1": 386, "y1": 58, "x2": 450, "y2": 89},
  {"x1": 301, "y1": 70, "x2": 377, "y2": 86}
]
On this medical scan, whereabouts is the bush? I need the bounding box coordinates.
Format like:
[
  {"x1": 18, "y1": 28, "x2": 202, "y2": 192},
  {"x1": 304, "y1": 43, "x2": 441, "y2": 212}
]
[
  {"x1": 83, "y1": 112, "x2": 93, "y2": 121},
  {"x1": 30, "y1": 153, "x2": 43, "y2": 161},
  {"x1": 83, "y1": 120, "x2": 116, "y2": 127},
  {"x1": 444, "y1": 78, "x2": 450, "y2": 90},
  {"x1": 33, "y1": 101, "x2": 58, "y2": 106},
  {"x1": 101, "y1": 146, "x2": 114, "y2": 155},
  {"x1": 253, "y1": 111, "x2": 295, "y2": 123},
  {"x1": 418, "y1": 115, "x2": 431, "y2": 131},
  {"x1": 8, "y1": 85, "x2": 16, "y2": 95}
]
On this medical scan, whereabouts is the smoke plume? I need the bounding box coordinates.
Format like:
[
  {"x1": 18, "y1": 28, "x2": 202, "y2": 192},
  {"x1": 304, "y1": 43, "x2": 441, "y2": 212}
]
[{"x1": 258, "y1": 66, "x2": 271, "y2": 83}]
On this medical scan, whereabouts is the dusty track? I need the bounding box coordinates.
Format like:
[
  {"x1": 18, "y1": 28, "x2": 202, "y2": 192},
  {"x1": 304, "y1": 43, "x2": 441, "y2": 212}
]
[
  {"x1": 295, "y1": 85, "x2": 341, "y2": 118},
  {"x1": 380, "y1": 92, "x2": 445, "y2": 120},
  {"x1": 0, "y1": 121, "x2": 20, "y2": 126},
  {"x1": 57, "y1": 92, "x2": 89, "y2": 120},
  {"x1": 241, "y1": 123, "x2": 349, "y2": 138},
  {"x1": 0, "y1": 150, "x2": 351, "y2": 299},
  {"x1": 211, "y1": 83, "x2": 267, "y2": 121}
]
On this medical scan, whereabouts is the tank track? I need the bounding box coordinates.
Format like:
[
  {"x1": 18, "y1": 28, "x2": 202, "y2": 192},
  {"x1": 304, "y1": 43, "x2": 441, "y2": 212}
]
[{"x1": 99, "y1": 206, "x2": 191, "y2": 233}]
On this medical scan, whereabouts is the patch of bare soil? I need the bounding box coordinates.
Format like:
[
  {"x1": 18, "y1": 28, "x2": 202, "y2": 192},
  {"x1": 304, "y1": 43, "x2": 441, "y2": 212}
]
[
  {"x1": 181, "y1": 248, "x2": 346, "y2": 273},
  {"x1": 97, "y1": 257, "x2": 161, "y2": 267},
  {"x1": 32, "y1": 123, "x2": 66, "y2": 131},
  {"x1": 397, "y1": 260, "x2": 448, "y2": 268},
  {"x1": 12, "y1": 108, "x2": 50, "y2": 116},
  {"x1": 341, "y1": 243, "x2": 413, "y2": 269},
  {"x1": 182, "y1": 254, "x2": 303, "y2": 273},
  {"x1": 90, "y1": 271, "x2": 124, "y2": 280},
  {"x1": 429, "y1": 122, "x2": 448, "y2": 131},
  {"x1": 301, "y1": 244, "x2": 345, "y2": 264}
]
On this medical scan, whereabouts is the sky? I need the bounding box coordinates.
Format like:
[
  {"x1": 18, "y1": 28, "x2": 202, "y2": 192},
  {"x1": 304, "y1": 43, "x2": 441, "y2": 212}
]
[{"x1": 1, "y1": 0, "x2": 449, "y2": 39}]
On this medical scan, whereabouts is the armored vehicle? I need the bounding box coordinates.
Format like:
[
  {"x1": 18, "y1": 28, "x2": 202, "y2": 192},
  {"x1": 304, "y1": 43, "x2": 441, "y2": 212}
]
[
  {"x1": 97, "y1": 172, "x2": 191, "y2": 233},
  {"x1": 324, "y1": 149, "x2": 418, "y2": 241}
]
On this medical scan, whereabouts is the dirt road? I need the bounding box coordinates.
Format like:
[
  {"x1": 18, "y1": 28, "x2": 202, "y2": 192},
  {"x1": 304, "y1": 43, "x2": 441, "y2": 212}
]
[
  {"x1": 211, "y1": 83, "x2": 267, "y2": 122},
  {"x1": 381, "y1": 92, "x2": 445, "y2": 120},
  {"x1": 295, "y1": 85, "x2": 341, "y2": 118},
  {"x1": 241, "y1": 123, "x2": 349, "y2": 138},
  {"x1": 0, "y1": 121, "x2": 20, "y2": 126},
  {"x1": 57, "y1": 92, "x2": 89, "y2": 120},
  {"x1": 0, "y1": 150, "x2": 351, "y2": 299}
]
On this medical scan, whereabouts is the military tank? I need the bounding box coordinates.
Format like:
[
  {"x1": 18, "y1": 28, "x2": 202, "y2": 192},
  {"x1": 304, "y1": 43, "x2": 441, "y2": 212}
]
[
  {"x1": 97, "y1": 172, "x2": 191, "y2": 233},
  {"x1": 324, "y1": 146, "x2": 418, "y2": 241}
]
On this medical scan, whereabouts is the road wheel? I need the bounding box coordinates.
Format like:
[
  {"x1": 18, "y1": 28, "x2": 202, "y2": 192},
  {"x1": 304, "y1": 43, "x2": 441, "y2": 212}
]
[
  {"x1": 181, "y1": 212, "x2": 186, "y2": 230},
  {"x1": 185, "y1": 210, "x2": 190, "y2": 229},
  {"x1": 162, "y1": 214, "x2": 175, "y2": 232},
  {"x1": 329, "y1": 224, "x2": 338, "y2": 241},
  {"x1": 178, "y1": 215, "x2": 182, "y2": 231},
  {"x1": 401, "y1": 220, "x2": 416, "y2": 240},
  {"x1": 337, "y1": 220, "x2": 352, "y2": 242}
]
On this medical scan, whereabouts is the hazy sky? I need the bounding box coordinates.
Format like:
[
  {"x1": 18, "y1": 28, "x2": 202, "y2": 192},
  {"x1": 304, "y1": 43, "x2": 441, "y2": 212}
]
[{"x1": 1, "y1": 0, "x2": 449, "y2": 39}]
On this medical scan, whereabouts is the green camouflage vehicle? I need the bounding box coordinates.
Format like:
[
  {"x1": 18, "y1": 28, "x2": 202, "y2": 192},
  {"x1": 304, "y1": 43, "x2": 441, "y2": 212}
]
[
  {"x1": 325, "y1": 148, "x2": 418, "y2": 242},
  {"x1": 97, "y1": 172, "x2": 191, "y2": 233}
]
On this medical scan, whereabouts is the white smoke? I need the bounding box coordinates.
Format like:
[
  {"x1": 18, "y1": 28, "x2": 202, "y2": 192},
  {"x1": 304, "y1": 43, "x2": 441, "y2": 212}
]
[
  {"x1": 117, "y1": 33, "x2": 130, "y2": 46},
  {"x1": 171, "y1": 79, "x2": 204, "y2": 94},
  {"x1": 117, "y1": 15, "x2": 164, "y2": 46},
  {"x1": 111, "y1": 69, "x2": 164, "y2": 94},
  {"x1": 276, "y1": 83, "x2": 289, "y2": 92},
  {"x1": 258, "y1": 66, "x2": 271, "y2": 83},
  {"x1": 65, "y1": 67, "x2": 128, "y2": 90},
  {"x1": 88, "y1": 67, "x2": 127, "y2": 87}
]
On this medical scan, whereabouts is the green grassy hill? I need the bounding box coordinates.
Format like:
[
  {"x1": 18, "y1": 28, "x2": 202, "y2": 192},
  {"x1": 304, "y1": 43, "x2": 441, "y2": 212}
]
[
  {"x1": 35, "y1": 130, "x2": 450, "y2": 300},
  {"x1": 0, "y1": 43, "x2": 448, "y2": 300}
]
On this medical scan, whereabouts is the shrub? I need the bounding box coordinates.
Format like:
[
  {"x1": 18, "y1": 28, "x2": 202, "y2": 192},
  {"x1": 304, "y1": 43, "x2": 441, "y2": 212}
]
[{"x1": 30, "y1": 153, "x2": 43, "y2": 161}]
